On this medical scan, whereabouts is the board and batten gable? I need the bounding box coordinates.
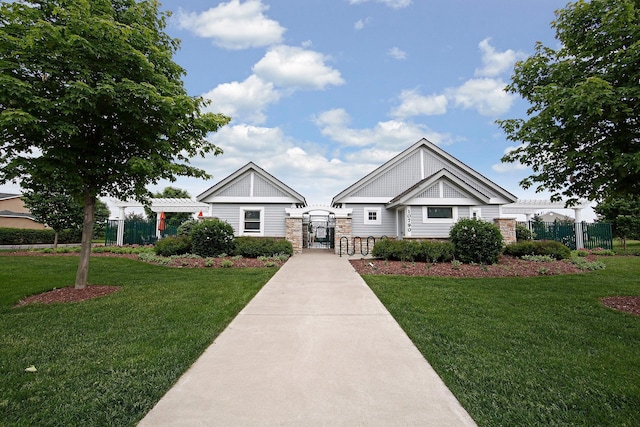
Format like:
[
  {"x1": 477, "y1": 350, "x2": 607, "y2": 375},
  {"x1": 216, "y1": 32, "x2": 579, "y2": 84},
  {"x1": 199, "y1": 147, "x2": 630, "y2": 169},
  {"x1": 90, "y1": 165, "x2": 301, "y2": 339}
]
[
  {"x1": 332, "y1": 139, "x2": 517, "y2": 239},
  {"x1": 197, "y1": 162, "x2": 306, "y2": 238}
]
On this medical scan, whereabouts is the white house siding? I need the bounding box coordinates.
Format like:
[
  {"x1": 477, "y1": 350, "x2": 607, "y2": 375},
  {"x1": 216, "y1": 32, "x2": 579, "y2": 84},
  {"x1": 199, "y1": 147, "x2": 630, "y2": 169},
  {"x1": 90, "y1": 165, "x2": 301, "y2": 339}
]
[
  {"x1": 350, "y1": 204, "x2": 397, "y2": 237},
  {"x1": 218, "y1": 174, "x2": 251, "y2": 197},
  {"x1": 210, "y1": 203, "x2": 288, "y2": 237},
  {"x1": 353, "y1": 151, "x2": 422, "y2": 197}
]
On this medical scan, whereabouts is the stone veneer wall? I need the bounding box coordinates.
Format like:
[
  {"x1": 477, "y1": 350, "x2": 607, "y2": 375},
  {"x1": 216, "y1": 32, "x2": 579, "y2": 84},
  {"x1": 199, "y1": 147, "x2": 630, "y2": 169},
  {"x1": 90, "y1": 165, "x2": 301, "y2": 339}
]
[
  {"x1": 286, "y1": 217, "x2": 303, "y2": 254},
  {"x1": 334, "y1": 217, "x2": 352, "y2": 255},
  {"x1": 494, "y1": 218, "x2": 517, "y2": 245}
]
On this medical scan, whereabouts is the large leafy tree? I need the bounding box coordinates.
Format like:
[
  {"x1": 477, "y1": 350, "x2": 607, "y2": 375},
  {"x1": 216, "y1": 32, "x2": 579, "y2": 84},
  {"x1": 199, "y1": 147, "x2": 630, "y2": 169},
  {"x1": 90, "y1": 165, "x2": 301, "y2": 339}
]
[
  {"x1": 0, "y1": 0, "x2": 230, "y2": 288},
  {"x1": 594, "y1": 195, "x2": 640, "y2": 250},
  {"x1": 497, "y1": 0, "x2": 640, "y2": 205}
]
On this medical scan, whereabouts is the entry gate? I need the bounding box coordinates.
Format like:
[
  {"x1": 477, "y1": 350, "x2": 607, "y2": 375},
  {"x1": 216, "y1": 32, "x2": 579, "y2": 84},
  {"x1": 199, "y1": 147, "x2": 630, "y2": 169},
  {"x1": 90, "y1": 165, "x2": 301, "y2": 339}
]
[{"x1": 304, "y1": 213, "x2": 335, "y2": 249}]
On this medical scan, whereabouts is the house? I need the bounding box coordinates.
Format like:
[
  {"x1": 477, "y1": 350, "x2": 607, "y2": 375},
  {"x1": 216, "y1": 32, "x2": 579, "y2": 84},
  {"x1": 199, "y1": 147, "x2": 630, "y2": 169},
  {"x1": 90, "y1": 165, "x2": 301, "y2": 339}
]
[
  {"x1": 0, "y1": 193, "x2": 46, "y2": 229},
  {"x1": 537, "y1": 211, "x2": 574, "y2": 223},
  {"x1": 197, "y1": 162, "x2": 307, "y2": 238},
  {"x1": 331, "y1": 138, "x2": 518, "y2": 241}
]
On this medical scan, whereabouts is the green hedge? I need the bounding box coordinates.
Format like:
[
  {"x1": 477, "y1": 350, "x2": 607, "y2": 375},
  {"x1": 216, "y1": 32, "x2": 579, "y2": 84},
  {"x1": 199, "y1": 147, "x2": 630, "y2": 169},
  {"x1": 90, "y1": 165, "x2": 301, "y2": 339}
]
[
  {"x1": 233, "y1": 236, "x2": 293, "y2": 258},
  {"x1": 190, "y1": 219, "x2": 235, "y2": 258},
  {"x1": 503, "y1": 240, "x2": 571, "y2": 260},
  {"x1": 0, "y1": 227, "x2": 82, "y2": 245},
  {"x1": 154, "y1": 236, "x2": 192, "y2": 257},
  {"x1": 371, "y1": 239, "x2": 454, "y2": 263}
]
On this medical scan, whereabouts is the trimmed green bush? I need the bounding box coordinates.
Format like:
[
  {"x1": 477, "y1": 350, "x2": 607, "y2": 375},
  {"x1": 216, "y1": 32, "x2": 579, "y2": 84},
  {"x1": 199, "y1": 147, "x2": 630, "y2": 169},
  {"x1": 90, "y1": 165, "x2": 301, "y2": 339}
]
[
  {"x1": 371, "y1": 238, "x2": 455, "y2": 263},
  {"x1": 176, "y1": 219, "x2": 199, "y2": 237},
  {"x1": 420, "y1": 240, "x2": 455, "y2": 263},
  {"x1": 0, "y1": 227, "x2": 81, "y2": 245},
  {"x1": 450, "y1": 218, "x2": 504, "y2": 264},
  {"x1": 516, "y1": 224, "x2": 534, "y2": 241},
  {"x1": 190, "y1": 219, "x2": 235, "y2": 258},
  {"x1": 154, "y1": 235, "x2": 192, "y2": 257},
  {"x1": 233, "y1": 236, "x2": 293, "y2": 258},
  {"x1": 503, "y1": 240, "x2": 571, "y2": 260}
]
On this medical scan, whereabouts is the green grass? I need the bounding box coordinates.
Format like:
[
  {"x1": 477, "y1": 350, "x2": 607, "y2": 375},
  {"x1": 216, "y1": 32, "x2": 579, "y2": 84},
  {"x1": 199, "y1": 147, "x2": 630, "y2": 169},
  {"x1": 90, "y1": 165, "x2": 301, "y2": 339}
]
[
  {"x1": 613, "y1": 238, "x2": 640, "y2": 254},
  {"x1": 0, "y1": 256, "x2": 276, "y2": 426},
  {"x1": 364, "y1": 257, "x2": 640, "y2": 426}
]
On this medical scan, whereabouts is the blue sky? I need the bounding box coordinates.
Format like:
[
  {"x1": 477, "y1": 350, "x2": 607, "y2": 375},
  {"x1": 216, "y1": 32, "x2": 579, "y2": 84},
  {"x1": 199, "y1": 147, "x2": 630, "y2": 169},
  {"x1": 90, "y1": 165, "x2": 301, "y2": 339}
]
[{"x1": 4, "y1": 0, "x2": 590, "y2": 217}]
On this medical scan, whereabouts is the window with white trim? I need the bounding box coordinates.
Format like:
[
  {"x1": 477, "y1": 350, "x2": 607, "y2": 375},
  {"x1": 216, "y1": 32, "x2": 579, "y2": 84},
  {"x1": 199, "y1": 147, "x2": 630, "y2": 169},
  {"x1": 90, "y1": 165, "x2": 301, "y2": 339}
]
[
  {"x1": 422, "y1": 206, "x2": 458, "y2": 223},
  {"x1": 364, "y1": 207, "x2": 382, "y2": 225},
  {"x1": 240, "y1": 207, "x2": 264, "y2": 235}
]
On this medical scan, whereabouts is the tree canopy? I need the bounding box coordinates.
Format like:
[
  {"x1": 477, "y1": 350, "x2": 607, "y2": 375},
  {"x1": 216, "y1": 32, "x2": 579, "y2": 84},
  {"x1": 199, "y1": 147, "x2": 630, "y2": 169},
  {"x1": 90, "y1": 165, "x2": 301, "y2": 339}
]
[
  {"x1": 594, "y1": 195, "x2": 640, "y2": 248},
  {"x1": 146, "y1": 186, "x2": 193, "y2": 226},
  {"x1": 497, "y1": 0, "x2": 640, "y2": 205},
  {"x1": 0, "y1": 0, "x2": 230, "y2": 287}
]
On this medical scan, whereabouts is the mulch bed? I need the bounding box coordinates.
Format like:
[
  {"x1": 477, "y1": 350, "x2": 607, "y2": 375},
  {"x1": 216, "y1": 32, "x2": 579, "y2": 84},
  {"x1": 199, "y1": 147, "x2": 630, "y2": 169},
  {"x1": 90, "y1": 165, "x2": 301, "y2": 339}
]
[{"x1": 8, "y1": 252, "x2": 639, "y2": 317}]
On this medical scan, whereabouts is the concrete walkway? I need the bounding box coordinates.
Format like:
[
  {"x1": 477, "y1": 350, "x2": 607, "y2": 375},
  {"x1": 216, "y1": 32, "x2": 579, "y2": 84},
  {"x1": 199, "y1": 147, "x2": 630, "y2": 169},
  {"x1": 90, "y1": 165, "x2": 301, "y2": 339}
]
[{"x1": 139, "y1": 251, "x2": 476, "y2": 426}]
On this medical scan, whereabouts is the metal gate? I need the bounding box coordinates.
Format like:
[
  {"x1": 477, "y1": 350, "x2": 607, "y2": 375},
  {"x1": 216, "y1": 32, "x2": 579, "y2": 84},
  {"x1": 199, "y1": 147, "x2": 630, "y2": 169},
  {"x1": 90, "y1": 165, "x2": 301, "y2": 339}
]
[
  {"x1": 304, "y1": 213, "x2": 335, "y2": 249},
  {"x1": 105, "y1": 220, "x2": 178, "y2": 246}
]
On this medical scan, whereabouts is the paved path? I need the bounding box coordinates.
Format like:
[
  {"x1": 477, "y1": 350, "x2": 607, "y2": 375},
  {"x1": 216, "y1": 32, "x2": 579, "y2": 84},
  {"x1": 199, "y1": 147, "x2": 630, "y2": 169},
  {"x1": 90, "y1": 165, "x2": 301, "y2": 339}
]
[{"x1": 139, "y1": 251, "x2": 476, "y2": 426}]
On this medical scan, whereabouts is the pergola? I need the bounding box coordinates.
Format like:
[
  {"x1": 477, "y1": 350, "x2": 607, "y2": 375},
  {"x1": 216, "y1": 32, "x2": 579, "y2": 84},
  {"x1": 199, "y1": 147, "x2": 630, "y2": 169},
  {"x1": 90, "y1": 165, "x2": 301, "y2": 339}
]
[
  {"x1": 502, "y1": 199, "x2": 593, "y2": 248},
  {"x1": 110, "y1": 198, "x2": 210, "y2": 246},
  {"x1": 502, "y1": 199, "x2": 591, "y2": 222}
]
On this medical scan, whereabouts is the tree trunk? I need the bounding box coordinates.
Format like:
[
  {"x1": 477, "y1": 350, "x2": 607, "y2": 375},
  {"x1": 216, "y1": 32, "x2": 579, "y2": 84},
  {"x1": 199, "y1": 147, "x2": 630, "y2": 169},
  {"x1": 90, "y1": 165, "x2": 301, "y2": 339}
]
[
  {"x1": 53, "y1": 231, "x2": 59, "y2": 252},
  {"x1": 74, "y1": 191, "x2": 96, "y2": 289}
]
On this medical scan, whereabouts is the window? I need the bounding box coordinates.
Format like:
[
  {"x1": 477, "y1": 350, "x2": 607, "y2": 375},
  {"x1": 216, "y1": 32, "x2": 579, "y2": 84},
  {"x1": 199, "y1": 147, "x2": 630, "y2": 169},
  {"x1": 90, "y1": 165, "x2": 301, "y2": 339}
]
[
  {"x1": 364, "y1": 207, "x2": 382, "y2": 225},
  {"x1": 422, "y1": 206, "x2": 457, "y2": 223},
  {"x1": 240, "y1": 207, "x2": 264, "y2": 235},
  {"x1": 427, "y1": 207, "x2": 453, "y2": 219}
]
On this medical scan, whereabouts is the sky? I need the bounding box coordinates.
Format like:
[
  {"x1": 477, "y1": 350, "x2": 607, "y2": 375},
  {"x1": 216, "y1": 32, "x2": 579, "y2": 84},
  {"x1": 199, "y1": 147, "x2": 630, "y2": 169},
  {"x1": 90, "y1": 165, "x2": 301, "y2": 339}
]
[{"x1": 2, "y1": 0, "x2": 593, "y2": 218}]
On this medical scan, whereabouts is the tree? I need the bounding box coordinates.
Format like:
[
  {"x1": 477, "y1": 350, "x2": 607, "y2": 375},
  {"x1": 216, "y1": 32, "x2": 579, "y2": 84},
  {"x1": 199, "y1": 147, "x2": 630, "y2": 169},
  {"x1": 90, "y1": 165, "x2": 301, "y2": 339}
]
[
  {"x1": 22, "y1": 177, "x2": 83, "y2": 250},
  {"x1": 145, "y1": 186, "x2": 193, "y2": 227},
  {"x1": 0, "y1": 1, "x2": 230, "y2": 288},
  {"x1": 594, "y1": 195, "x2": 640, "y2": 250},
  {"x1": 497, "y1": 0, "x2": 640, "y2": 205}
]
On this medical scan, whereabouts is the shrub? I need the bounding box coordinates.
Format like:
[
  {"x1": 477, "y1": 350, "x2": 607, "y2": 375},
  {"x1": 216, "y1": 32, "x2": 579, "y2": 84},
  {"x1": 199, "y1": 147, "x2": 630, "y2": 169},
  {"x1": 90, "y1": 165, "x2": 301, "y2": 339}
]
[
  {"x1": 233, "y1": 236, "x2": 293, "y2": 258},
  {"x1": 503, "y1": 240, "x2": 571, "y2": 260},
  {"x1": 371, "y1": 239, "x2": 455, "y2": 263},
  {"x1": 419, "y1": 240, "x2": 455, "y2": 263},
  {"x1": 190, "y1": 219, "x2": 235, "y2": 258},
  {"x1": 177, "y1": 219, "x2": 199, "y2": 237},
  {"x1": 449, "y1": 218, "x2": 504, "y2": 264},
  {"x1": 154, "y1": 235, "x2": 192, "y2": 257},
  {"x1": 0, "y1": 227, "x2": 81, "y2": 245},
  {"x1": 516, "y1": 224, "x2": 534, "y2": 241}
]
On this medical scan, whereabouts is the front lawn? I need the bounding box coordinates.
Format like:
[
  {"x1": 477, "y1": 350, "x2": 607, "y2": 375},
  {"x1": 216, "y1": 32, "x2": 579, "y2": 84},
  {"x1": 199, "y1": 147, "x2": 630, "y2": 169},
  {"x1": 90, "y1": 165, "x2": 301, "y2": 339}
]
[
  {"x1": 0, "y1": 256, "x2": 276, "y2": 426},
  {"x1": 364, "y1": 256, "x2": 640, "y2": 426}
]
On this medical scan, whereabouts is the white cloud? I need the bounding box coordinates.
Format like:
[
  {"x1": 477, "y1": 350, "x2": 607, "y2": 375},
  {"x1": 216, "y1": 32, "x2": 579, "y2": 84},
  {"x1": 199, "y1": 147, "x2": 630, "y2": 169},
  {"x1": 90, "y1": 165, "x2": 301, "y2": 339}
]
[
  {"x1": 390, "y1": 89, "x2": 448, "y2": 118},
  {"x1": 448, "y1": 78, "x2": 514, "y2": 117},
  {"x1": 253, "y1": 45, "x2": 345, "y2": 91},
  {"x1": 475, "y1": 38, "x2": 527, "y2": 77},
  {"x1": 491, "y1": 146, "x2": 528, "y2": 173},
  {"x1": 201, "y1": 75, "x2": 280, "y2": 124},
  {"x1": 313, "y1": 108, "x2": 453, "y2": 148},
  {"x1": 176, "y1": 0, "x2": 285, "y2": 50},
  {"x1": 387, "y1": 46, "x2": 407, "y2": 60},
  {"x1": 354, "y1": 17, "x2": 371, "y2": 30},
  {"x1": 347, "y1": 0, "x2": 412, "y2": 9}
]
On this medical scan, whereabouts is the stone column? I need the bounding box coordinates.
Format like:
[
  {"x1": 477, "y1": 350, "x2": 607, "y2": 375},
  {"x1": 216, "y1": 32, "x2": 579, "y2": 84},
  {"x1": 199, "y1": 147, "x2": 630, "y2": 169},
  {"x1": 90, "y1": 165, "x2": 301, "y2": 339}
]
[
  {"x1": 286, "y1": 217, "x2": 303, "y2": 254},
  {"x1": 334, "y1": 217, "x2": 352, "y2": 255},
  {"x1": 494, "y1": 218, "x2": 517, "y2": 245}
]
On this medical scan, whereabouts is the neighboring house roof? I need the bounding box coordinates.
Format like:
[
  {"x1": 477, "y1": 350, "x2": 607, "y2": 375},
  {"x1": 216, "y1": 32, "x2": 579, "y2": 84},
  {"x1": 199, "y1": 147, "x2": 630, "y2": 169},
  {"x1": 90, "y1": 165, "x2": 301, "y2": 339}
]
[
  {"x1": 0, "y1": 210, "x2": 37, "y2": 220},
  {"x1": 0, "y1": 193, "x2": 21, "y2": 201},
  {"x1": 332, "y1": 138, "x2": 517, "y2": 205},
  {"x1": 537, "y1": 211, "x2": 574, "y2": 222},
  {"x1": 197, "y1": 162, "x2": 307, "y2": 205}
]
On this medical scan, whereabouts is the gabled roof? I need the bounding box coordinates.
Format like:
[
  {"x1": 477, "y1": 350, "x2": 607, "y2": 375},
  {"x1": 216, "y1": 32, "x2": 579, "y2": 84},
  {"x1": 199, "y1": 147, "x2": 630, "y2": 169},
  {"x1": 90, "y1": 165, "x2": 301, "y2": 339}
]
[
  {"x1": 332, "y1": 138, "x2": 517, "y2": 205},
  {"x1": 197, "y1": 162, "x2": 307, "y2": 205},
  {"x1": 0, "y1": 193, "x2": 21, "y2": 201},
  {"x1": 386, "y1": 168, "x2": 491, "y2": 208},
  {"x1": 0, "y1": 210, "x2": 36, "y2": 220}
]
